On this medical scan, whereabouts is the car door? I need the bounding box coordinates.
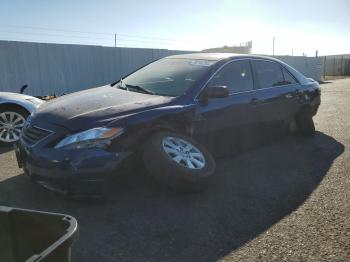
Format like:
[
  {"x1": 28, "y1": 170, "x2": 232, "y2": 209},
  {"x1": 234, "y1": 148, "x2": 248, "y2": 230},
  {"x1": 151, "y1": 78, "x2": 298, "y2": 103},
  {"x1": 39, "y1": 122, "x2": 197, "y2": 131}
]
[
  {"x1": 193, "y1": 59, "x2": 262, "y2": 156},
  {"x1": 250, "y1": 59, "x2": 301, "y2": 130}
]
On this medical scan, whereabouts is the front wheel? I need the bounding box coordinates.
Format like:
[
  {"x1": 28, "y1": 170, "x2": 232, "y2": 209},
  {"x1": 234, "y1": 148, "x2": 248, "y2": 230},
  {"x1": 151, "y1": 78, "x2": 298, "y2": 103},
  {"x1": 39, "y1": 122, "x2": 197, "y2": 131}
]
[{"x1": 143, "y1": 131, "x2": 216, "y2": 193}]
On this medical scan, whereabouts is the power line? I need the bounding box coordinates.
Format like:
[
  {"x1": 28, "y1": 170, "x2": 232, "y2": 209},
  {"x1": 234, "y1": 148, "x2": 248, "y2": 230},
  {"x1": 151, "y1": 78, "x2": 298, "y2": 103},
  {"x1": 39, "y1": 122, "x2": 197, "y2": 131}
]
[
  {"x1": 113, "y1": 33, "x2": 178, "y2": 42},
  {"x1": 0, "y1": 30, "x2": 172, "y2": 44},
  {"x1": 0, "y1": 30, "x2": 113, "y2": 40},
  {"x1": 0, "y1": 24, "x2": 179, "y2": 42},
  {"x1": 0, "y1": 31, "x2": 178, "y2": 50},
  {"x1": 0, "y1": 35, "x2": 175, "y2": 49},
  {"x1": 116, "y1": 38, "x2": 171, "y2": 45},
  {"x1": 0, "y1": 37, "x2": 114, "y2": 47},
  {"x1": 0, "y1": 24, "x2": 113, "y2": 36},
  {"x1": 0, "y1": 37, "x2": 168, "y2": 49}
]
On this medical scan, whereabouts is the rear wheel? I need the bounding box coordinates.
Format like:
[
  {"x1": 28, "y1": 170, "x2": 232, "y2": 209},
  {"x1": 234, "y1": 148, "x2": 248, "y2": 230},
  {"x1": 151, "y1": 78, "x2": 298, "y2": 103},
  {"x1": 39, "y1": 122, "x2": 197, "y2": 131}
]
[
  {"x1": 143, "y1": 131, "x2": 216, "y2": 193},
  {"x1": 0, "y1": 107, "x2": 28, "y2": 145}
]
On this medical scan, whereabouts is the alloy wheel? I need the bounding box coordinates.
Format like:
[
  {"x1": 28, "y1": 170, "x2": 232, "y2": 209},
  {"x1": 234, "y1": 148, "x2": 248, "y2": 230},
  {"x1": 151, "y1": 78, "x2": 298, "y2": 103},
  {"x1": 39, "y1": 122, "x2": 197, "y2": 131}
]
[
  {"x1": 0, "y1": 111, "x2": 26, "y2": 143},
  {"x1": 162, "y1": 136, "x2": 206, "y2": 169}
]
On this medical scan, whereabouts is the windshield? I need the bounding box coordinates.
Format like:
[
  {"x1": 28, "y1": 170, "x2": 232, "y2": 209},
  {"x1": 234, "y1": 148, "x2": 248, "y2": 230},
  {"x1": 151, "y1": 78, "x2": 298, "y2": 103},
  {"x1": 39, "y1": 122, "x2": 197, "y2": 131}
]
[{"x1": 121, "y1": 58, "x2": 216, "y2": 96}]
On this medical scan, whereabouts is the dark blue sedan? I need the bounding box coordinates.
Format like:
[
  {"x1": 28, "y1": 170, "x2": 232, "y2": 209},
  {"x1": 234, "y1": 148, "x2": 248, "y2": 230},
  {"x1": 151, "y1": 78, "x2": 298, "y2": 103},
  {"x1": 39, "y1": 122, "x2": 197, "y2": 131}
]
[{"x1": 15, "y1": 53, "x2": 321, "y2": 197}]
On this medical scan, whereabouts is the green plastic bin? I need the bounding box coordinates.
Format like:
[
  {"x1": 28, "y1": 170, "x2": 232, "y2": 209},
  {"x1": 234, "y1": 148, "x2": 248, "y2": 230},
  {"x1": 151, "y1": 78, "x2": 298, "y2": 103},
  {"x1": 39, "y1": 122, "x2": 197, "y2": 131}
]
[{"x1": 0, "y1": 206, "x2": 78, "y2": 262}]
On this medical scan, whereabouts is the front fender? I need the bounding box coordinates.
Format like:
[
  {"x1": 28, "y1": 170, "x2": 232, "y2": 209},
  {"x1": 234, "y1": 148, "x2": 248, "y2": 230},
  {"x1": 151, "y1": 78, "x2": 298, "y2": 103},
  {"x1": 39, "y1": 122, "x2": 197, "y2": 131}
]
[
  {"x1": 107, "y1": 103, "x2": 199, "y2": 127},
  {"x1": 0, "y1": 98, "x2": 43, "y2": 114},
  {"x1": 108, "y1": 103, "x2": 201, "y2": 151}
]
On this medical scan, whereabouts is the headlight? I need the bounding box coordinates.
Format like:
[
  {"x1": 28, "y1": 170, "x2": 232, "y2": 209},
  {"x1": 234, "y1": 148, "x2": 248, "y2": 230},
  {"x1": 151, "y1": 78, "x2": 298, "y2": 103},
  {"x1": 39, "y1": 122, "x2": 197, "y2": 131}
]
[{"x1": 55, "y1": 127, "x2": 124, "y2": 149}]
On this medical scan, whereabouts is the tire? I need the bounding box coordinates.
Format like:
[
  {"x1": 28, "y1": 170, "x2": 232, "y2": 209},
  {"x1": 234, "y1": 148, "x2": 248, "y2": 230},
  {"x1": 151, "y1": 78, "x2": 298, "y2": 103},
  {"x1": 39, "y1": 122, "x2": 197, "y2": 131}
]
[
  {"x1": 0, "y1": 106, "x2": 29, "y2": 146},
  {"x1": 143, "y1": 131, "x2": 216, "y2": 193},
  {"x1": 294, "y1": 109, "x2": 315, "y2": 137}
]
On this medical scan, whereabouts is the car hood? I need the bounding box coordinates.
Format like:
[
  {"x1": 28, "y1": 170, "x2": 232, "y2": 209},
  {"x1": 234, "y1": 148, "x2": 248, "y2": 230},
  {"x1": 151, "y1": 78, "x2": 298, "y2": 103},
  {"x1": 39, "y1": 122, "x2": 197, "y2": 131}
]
[{"x1": 32, "y1": 85, "x2": 174, "y2": 131}]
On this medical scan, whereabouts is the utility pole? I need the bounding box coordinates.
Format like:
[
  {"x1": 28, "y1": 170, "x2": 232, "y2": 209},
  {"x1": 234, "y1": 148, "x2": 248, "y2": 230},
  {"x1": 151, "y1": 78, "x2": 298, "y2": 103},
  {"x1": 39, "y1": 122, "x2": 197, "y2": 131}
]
[
  {"x1": 272, "y1": 36, "x2": 275, "y2": 56},
  {"x1": 315, "y1": 50, "x2": 318, "y2": 57},
  {"x1": 114, "y1": 33, "x2": 117, "y2": 47}
]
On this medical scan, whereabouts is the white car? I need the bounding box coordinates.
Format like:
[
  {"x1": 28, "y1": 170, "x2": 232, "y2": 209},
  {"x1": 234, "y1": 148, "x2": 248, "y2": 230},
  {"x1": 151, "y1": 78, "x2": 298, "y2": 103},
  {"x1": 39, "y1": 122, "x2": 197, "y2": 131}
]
[{"x1": 0, "y1": 92, "x2": 44, "y2": 145}]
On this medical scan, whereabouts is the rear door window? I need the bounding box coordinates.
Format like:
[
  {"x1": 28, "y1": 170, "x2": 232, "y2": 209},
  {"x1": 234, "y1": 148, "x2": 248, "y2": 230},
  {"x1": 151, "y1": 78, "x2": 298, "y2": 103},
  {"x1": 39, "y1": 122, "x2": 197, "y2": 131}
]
[
  {"x1": 282, "y1": 68, "x2": 297, "y2": 84},
  {"x1": 252, "y1": 60, "x2": 285, "y2": 89},
  {"x1": 208, "y1": 60, "x2": 254, "y2": 94}
]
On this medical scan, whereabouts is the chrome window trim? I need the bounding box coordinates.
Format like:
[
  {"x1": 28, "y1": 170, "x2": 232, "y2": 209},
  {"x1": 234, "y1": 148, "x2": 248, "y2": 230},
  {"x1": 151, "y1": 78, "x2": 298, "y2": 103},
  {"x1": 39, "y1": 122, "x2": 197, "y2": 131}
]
[
  {"x1": 281, "y1": 65, "x2": 299, "y2": 84},
  {"x1": 251, "y1": 58, "x2": 300, "y2": 88},
  {"x1": 194, "y1": 57, "x2": 298, "y2": 101},
  {"x1": 194, "y1": 58, "x2": 252, "y2": 101}
]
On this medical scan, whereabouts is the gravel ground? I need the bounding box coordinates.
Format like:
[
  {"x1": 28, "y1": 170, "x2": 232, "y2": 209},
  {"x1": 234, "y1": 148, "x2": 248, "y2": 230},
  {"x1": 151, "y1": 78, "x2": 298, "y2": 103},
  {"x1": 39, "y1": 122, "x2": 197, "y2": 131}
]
[{"x1": 0, "y1": 78, "x2": 349, "y2": 262}]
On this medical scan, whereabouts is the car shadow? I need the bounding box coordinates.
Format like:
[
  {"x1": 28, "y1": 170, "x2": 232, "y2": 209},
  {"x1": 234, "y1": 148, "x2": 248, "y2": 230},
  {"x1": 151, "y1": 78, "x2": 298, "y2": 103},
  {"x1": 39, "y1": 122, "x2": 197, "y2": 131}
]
[
  {"x1": 319, "y1": 81, "x2": 332, "y2": 85},
  {"x1": 0, "y1": 145, "x2": 13, "y2": 154},
  {"x1": 0, "y1": 131, "x2": 344, "y2": 262}
]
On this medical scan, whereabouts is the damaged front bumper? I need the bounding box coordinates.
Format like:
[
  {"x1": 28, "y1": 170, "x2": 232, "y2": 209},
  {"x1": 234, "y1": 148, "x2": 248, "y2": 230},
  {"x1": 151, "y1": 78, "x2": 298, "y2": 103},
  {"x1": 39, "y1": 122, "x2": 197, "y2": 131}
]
[{"x1": 15, "y1": 142, "x2": 131, "y2": 197}]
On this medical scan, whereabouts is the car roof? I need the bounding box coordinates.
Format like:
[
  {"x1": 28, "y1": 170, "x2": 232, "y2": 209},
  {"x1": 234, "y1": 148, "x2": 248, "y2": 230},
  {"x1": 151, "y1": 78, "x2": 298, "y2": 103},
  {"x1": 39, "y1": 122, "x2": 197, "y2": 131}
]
[{"x1": 166, "y1": 53, "x2": 278, "y2": 61}]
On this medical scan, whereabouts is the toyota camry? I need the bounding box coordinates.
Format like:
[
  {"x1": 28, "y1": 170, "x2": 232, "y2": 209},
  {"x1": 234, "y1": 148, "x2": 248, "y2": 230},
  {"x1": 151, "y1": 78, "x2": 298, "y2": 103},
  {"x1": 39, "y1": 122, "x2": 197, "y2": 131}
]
[{"x1": 15, "y1": 53, "x2": 321, "y2": 197}]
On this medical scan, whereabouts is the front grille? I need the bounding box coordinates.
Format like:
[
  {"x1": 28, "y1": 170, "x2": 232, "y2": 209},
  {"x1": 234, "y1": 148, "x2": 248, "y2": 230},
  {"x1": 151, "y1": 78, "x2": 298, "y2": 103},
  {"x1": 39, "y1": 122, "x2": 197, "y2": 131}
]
[{"x1": 21, "y1": 124, "x2": 52, "y2": 145}]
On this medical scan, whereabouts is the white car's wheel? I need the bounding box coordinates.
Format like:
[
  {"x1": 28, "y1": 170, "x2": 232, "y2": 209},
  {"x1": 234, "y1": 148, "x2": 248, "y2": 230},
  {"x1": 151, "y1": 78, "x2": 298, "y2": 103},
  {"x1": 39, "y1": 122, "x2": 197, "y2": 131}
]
[{"x1": 0, "y1": 108, "x2": 28, "y2": 145}]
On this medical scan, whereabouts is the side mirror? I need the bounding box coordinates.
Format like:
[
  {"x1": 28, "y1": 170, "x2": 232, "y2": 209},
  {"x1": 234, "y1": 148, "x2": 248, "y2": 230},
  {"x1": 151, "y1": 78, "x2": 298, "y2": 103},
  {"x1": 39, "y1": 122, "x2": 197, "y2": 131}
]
[{"x1": 201, "y1": 85, "x2": 229, "y2": 99}]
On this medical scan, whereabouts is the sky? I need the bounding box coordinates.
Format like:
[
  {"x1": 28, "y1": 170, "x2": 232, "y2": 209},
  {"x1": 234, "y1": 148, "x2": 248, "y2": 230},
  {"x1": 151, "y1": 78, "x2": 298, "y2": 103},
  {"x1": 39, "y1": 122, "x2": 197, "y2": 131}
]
[{"x1": 0, "y1": 0, "x2": 349, "y2": 56}]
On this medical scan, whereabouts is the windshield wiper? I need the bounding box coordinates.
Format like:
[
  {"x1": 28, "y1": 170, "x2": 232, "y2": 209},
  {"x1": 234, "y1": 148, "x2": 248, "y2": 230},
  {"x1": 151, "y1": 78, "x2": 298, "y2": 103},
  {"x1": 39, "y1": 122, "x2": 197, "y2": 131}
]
[
  {"x1": 114, "y1": 79, "x2": 154, "y2": 95},
  {"x1": 115, "y1": 78, "x2": 127, "y2": 90},
  {"x1": 125, "y1": 84, "x2": 154, "y2": 95},
  {"x1": 111, "y1": 78, "x2": 126, "y2": 88}
]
